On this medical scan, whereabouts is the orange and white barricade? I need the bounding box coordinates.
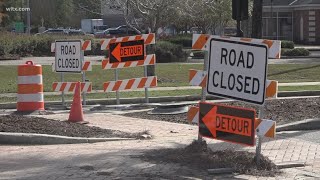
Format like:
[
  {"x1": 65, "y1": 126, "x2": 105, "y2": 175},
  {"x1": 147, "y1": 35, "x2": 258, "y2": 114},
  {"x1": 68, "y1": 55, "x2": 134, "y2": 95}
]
[
  {"x1": 51, "y1": 40, "x2": 92, "y2": 52},
  {"x1": 103, "y1": 76, "x2": 157, "y2": 92},
  {"x1": 102, "y1": 54, "x2": 156, "y2": 69},
  {"x1": 192, "y1": 34, "x2": 281, "y2": 59},
  {"x1": 17, "y1": 61, "x2": 44, "y2": 111},
  {"x1": 52, "y1": 82, "x2": 92, "y2": 93},
  {"x1": 100, "y1": 33, "x2": 155, "y2": 50}
]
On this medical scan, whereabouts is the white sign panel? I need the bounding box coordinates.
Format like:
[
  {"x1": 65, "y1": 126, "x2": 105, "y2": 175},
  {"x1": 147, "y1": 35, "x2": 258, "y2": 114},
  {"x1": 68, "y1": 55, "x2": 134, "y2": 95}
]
[
  {"x1": 55, "y1": 40, "x2": 82, "y2": 73},
  {"x1": 207, "y1": 38, "x2": 268, "y2": 105}
]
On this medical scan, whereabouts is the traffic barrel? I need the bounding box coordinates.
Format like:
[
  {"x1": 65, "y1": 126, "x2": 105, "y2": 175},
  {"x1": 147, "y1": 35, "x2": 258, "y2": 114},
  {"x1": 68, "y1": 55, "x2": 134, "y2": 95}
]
[{"x1": 17, "y1": 61, "x2": 44, "y2": 111}]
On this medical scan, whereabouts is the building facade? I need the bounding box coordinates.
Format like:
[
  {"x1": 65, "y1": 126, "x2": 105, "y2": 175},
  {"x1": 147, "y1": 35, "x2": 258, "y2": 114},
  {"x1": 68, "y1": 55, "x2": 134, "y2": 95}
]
[{"x1": 263, "y1": 0, "x2": 320, "y2": 44}]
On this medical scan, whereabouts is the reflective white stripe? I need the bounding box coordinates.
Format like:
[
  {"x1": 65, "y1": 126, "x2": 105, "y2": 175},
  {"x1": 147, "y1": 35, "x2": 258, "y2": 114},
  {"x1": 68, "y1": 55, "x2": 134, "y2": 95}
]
[
  {"x1": 17, "y1": 93, "x2": 44, "y2": 102},
  {"x1": 130, "y1": 61, "x2": 138, "y2": 67},
  {"x1": 190, "y1": 71, "x2": 206, "y2": 86},
  {"x1": 64, "y1": 83, "x2": 72, "y2": 92},
  {"x1": 18, "y1": 75, "x2": 42, "y2": 84},
  {"x1": 256, "y1": 119, "x2": 275, "y2": 136},
  {"x1": 83, "y1": 82, "x2": 91, "y2": 92},
  {"x1": 107, "y1": 81, "x2": 115, "y2": 92},
  {"x1": 131, "y1": 78, "x2": 141, "y2": 89},
  {"x1": 119, "y1": 79, "x2": 129, "y2": 90},
  {"x1": 101, "y1": 39, "x2": 111, "y2": 50},
  {"x1": 192, "y1": 111, "x2": 199, "y2": 123},
  {"x1": 128, "y1": 36, "x2": 136, "y2": 41},
  {"x1": 51, "y1": 43, "x2": 55, "y2": 52},
  {"x1": 145, "y1": 77, "x2": 153, "y2": 87}
]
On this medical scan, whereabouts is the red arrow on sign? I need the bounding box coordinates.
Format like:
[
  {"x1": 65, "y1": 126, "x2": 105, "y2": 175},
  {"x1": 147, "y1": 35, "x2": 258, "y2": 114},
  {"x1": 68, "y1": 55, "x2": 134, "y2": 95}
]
[
  {"x1": 111, "y1": 43, "x2": 121, "y2": 62},
  {"x1": 202, "y1": 106, "x2": 218, "y2": 137}
]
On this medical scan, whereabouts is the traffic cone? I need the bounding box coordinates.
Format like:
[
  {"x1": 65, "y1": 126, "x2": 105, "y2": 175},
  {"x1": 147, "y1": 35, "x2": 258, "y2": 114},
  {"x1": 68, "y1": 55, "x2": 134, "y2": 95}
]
[{"x1": 68, "y1": 81, "x2": 88, "y2": 124}]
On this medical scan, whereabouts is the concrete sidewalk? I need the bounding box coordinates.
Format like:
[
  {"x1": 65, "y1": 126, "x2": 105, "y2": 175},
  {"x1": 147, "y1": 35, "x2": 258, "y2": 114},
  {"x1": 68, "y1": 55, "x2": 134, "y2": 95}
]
[
  {"x1": 1, "y1": 82, "x2": 319, "y2": 98},
  {"x1": 0, "y1": 113, "x2": 319, "y2": 179}
]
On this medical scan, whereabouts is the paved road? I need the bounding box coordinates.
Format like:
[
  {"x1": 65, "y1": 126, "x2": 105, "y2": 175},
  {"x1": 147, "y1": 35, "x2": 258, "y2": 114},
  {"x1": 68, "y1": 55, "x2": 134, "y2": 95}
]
[{"x1": 279, "y1": 130, "x2": 320, "y2": 144}]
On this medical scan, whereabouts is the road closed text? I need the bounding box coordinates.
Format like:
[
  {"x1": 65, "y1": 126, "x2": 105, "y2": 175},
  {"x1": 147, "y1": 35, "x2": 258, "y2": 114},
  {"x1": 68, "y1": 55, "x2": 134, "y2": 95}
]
[
  {"x1": 211, "y1": 48, "x2": 260, "y2": 95},
  {"x1": 55, "y1": 41, "x2": 82, "y2": 72}
]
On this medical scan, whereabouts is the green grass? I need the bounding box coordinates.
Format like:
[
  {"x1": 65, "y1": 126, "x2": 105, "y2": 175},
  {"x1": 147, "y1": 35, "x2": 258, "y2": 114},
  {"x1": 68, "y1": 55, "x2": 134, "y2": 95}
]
[
  {"x1": 1, "y1": 64, "x2": 319, "y2": 93},
  {"x1": 279, "y1": 85, "x2": 320, "y2": 91}
]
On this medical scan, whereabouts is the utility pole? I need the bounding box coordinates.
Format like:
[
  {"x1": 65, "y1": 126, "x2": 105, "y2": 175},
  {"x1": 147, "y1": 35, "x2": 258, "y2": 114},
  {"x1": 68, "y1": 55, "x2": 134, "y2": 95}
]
[
  {"x1": 252, "y1": 0, "x2": 263, "y2": 38},
  {"x1": 26, "y1": 0, "x2": 31, "y2": 34}
]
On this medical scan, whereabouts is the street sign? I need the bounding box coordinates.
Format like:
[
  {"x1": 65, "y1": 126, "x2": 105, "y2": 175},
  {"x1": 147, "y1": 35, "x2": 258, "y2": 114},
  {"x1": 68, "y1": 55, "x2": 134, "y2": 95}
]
[
  {"x1": 55, "y1": 40, "x2": 82, "y2": 73},
  {"x1": 207, "y1": 38, "x2": 268, "y2": 105},
  {"x1": 109, "y1": 40, "x2": 145, "y2": 63},
  {"x1": 199, "y1": 102, "x2": 256, "y2": 146}
]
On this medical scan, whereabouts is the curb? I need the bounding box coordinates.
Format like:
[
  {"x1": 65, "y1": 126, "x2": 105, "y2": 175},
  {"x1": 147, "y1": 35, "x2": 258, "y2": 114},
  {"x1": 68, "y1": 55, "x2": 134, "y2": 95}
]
[
  {"x1": 1, "y1": 90, "x2": 320, "y2": 110},
  {"x1": 276, "y1": 118, "x2": 320, "y2": 132},
  {"x1": 0, "y1": 132, "x2": 135, "y2": 145}
]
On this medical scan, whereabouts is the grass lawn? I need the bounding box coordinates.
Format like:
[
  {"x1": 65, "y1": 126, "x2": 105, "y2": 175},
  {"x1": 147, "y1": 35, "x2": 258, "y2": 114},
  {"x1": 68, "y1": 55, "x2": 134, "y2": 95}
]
[{"x1": 0, "y1": 63, "x2": 319, "y2": 93}]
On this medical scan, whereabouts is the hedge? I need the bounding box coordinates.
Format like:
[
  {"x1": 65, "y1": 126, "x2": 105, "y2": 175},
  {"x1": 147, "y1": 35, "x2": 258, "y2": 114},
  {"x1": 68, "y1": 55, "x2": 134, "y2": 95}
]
[
  {"x1": 281, "y1": 41, "x2": 294, "y2": 49},
  {"x1": 281, "y1": 48, "x2": 310, "y2": 56},
  {"x1": 154, "y1": 41, "x2": 188, "y2": 63},
  {"x1": 164, "y1": 35, "x2": 192, "y2": 48},
  {"x1": 0, "y1": 32, "x2": 105, "y2": 58}
]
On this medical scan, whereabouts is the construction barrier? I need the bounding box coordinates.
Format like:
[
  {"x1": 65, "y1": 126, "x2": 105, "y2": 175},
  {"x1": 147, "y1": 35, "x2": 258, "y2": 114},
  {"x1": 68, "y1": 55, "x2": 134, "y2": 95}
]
[
  {"x1": 17, "y1": 61, "x2": 44, "y2": 111},
  {"x1": 103, "y1": 76, "x2": 157, "y2": 92},
  {"x1": 51, "y1": 40, "x2": 92, "y2": 52},
  {"x1": 52, "y1": 82, "x2": 92, "y2": 93},
  {"x1": 192, "y1": 34, "x2": 281, "y2": 59},
  {"x1": 100, "y1": 33, "x2": 155, "y2": 50},
  {"x1": 102, "y1": 54, "x2": 156, "y2": 70}
]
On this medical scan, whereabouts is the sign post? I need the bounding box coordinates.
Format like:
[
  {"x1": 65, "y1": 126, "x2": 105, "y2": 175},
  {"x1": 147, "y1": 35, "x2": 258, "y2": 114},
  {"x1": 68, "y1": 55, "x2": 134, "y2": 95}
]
[{"x1": 207, "y1": 38, "x2": 268, "y2": 105}]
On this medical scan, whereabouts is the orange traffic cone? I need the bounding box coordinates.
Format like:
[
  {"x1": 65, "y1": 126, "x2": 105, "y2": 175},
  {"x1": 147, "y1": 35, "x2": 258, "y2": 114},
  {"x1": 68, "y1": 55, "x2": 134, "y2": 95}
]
[{"x1": 68, "y1": 82, "x2": 88, "y2": 124}]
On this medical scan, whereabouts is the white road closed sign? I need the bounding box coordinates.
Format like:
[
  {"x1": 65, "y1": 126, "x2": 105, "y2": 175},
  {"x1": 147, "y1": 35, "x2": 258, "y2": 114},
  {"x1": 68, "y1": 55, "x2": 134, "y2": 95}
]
[
  {"x1": 207, "y1": 38, "x2": 268, "y2": 105},
  {"x1": 55, "y1": 40, "x2": 82, "y2": 73}
]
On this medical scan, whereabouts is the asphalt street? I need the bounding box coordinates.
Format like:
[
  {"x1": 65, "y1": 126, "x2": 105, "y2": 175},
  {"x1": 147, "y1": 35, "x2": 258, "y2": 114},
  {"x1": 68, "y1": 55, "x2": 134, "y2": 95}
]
[{"x1": 278, "y1": 130, "x2": 320, "y2": 143}]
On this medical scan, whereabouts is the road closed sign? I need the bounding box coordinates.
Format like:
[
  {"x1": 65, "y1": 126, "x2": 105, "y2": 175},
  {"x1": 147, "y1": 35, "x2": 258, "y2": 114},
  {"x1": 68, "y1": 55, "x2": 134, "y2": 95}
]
[
  {"x1": 199, "y1": 102, "x2": 256, "y2": 146},
  {"x1": 207, "y1": 38, "x2": 268, "y2": 105},
  {"x1": 55, "y1": 40, "x2": 82, "y2": 73}
]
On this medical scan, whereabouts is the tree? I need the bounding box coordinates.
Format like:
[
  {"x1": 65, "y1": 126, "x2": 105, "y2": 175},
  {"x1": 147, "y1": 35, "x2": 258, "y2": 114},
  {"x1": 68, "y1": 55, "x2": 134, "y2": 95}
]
[{"x1": 251, "y1": 0, "x2": 262, "y2": 38}]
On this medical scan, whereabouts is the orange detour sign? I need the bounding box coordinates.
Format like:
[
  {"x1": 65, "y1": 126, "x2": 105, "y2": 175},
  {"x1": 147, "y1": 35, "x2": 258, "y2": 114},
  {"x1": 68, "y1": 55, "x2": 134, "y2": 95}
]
[
  {"x1": 199, "y1": 102, "x2": 256, "y2": 146},
  {"x1": 109, "y1": 40, "x2": 144, "y2": 63}
]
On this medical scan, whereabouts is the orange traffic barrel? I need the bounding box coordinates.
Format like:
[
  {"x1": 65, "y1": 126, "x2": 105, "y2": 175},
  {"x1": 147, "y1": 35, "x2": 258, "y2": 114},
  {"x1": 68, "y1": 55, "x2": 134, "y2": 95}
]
[{"x1": 17, "y1": 61, "x2": 44, "y2": 111}]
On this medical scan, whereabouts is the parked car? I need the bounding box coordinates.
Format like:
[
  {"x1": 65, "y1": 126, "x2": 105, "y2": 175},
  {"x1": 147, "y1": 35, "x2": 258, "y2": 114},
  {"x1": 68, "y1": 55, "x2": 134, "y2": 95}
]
[
  {"x1": 34, "y1": 29, "x2": 68, "y2": 36},
  {"x1": 67, "y1": 29, "x2": 94, "y2": 37},
  {"x1": 94, "y1": 25, "x2": 140, "y2": 38}
]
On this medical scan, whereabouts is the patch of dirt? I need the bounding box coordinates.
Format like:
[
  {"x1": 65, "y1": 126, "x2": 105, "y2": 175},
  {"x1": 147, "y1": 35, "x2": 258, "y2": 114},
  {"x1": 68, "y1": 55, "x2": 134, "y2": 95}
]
[
  {"x1": 0, "y1": 115, "x2": 145, "y2": 138},
  {"x1": 140, "y1": 140, "x2": 280, "y2": 177},
  {"x1": 123, "y1": 97, "x2": 320, "y2": 125}
]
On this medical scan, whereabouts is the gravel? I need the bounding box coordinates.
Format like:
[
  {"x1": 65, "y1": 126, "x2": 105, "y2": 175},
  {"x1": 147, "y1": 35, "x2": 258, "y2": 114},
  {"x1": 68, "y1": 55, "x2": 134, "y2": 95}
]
[
  {"x1": 0, "y1": 115, "x2": 144, "y2": 138},
  {"x1": 122, "y1": 97, "x2": 320, "y2": 125}
]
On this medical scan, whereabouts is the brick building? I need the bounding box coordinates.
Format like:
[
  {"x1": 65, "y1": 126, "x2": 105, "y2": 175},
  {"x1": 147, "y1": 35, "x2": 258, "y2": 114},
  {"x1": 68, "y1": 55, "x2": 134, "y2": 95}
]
[{"x1": 263, "y1": 0, "x2": 320, "y2": 44}]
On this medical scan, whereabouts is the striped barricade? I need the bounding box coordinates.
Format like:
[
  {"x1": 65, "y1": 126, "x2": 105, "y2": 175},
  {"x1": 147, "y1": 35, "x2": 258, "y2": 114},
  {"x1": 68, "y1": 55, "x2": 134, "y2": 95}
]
[
  {"x1": 17, "y1": 61, "x2": 44, "y2": 111},
  {"x1": 103, "y1": 76, "x2": 157, "y2": 92},
  {"x1": 102, "y1": 54, "x2": 156, "y2": 69},
  {"x1": 51, "y1": 61, "x2": 92, "y2": 72},
  {"x1": 51, "y1": 40, "x2": 92, "y2": 52},
  {"x1": 255, "y1": 118, "x2": 276, "y2": 138},
  {"x1": 100, "y1": 33, "x2": 155, "y2": 50},
  {"x1": 188, "y1": 69, "x2": 278, "y2": 99},
  {"x1": 192, "y1": 34, "x2": 281, "y2": 59},
  {"x1": 52, "y1": 82, "x2": 92, "y2": 93},
  {"x1": 187, "y1": 106, "x2": 276, "y2": 138}
]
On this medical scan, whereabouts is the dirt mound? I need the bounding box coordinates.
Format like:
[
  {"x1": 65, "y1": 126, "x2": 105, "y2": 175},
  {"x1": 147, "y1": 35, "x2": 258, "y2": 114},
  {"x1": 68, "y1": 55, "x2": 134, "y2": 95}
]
[
  {"x1": 140, "y1": 140, "x2": 280, "y2": 176},
  {"x1": 0, "y1": 115, "x2": 143, "y2": 138}
]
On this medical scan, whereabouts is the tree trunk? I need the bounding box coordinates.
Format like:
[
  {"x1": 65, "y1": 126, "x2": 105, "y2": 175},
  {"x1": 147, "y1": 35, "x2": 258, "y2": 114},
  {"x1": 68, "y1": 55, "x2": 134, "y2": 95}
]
[{"x1": 251, "y1": 0, "x2": 262, "y2": 38}]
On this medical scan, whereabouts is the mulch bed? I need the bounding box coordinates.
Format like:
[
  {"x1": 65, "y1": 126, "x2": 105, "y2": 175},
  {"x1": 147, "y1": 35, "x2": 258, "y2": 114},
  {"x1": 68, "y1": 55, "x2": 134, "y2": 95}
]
[
  {"x1": 140, "y1": 140, "x2": 280, "y2": 177},
  {"x1": 0, "y1": 115, "x2": 143, "y2": 138},
  {"x1": 123, "y1": 97, "x2": 320, "y2": 125}
]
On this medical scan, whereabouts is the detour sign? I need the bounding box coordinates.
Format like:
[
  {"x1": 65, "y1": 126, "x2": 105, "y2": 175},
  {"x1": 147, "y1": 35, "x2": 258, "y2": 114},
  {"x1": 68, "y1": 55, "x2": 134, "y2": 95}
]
[
  {"x1": 199, "y1": 102, "x2": 255, "y2": 146},
  {"x1": 109, "y1": 40, "x2": 145, "y2": 63}
]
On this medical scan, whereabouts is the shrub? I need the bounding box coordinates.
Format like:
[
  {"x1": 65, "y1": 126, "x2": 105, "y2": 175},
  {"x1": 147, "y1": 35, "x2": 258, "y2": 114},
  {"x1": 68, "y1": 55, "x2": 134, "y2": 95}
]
[
  {"x1": 165, "y1": 35, "x2": 192, "y2": 48},
  {"x1": 281, "y1": 48, "x2": 310, "y2": 56},
  {"x1": 281, "y1": 41, "x2": 294, "y2": 49},
  {"x1": 154, "y1": 41, "x2": 188, "y2": 63}
]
